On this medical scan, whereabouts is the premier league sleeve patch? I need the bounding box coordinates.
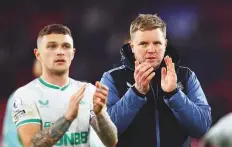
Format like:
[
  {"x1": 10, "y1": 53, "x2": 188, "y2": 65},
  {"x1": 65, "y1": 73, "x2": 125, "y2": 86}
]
[
  {"x1": 12, "y1": 97, "x2": 26, "y2": 123},
  {"x1": 90, "y1": 110, "x2": 96, "y2": 122},
  {"x1": 12, "y1": 97, "x2": 23, "y2": 112}
]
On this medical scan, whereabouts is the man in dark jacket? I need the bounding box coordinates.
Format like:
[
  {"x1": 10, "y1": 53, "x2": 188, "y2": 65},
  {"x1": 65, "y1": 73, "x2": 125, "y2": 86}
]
[{"x1": 100, "y1": 14, "x2": 212, "y2": 147}]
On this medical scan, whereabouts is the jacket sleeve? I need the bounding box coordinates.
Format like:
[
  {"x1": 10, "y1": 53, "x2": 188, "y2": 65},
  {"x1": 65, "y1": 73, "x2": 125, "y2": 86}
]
[
  {"x1": 100, "y1": 71, "x2": 147, "y2": 135},
  {"x1": 164, "y1": 71, "x2": 212, "y2": 138}
]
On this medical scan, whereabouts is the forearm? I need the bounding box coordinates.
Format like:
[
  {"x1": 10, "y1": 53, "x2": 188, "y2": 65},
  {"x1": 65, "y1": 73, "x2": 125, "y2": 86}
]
[
  {"x1": 91, "y1": 111, "x2": 118, "y2": 147},
  {"x1": 31, "y1": 116, "x2": 72, "y2": 147},
  {"x1": 164, "y1": 90, "x2": 211, "y2": 137},
  {"x1": 108, "y1": 88, "x2": 146, "y2": 134}
]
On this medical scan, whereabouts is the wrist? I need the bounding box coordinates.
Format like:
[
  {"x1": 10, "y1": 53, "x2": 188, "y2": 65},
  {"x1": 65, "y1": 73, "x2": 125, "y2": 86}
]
[
  {"x1": 165, "y1": 88, "x2": 178, "y2": 99},
  {"x1": 94, "y1": 109, "x2": 104, "y2": 116},
  {"x1": 95, "y1": 111, "x2": 103, "y2": 117},
  {"x1": 132, "y1": 86, "x2": 146, "y2": 98},
  {"x1": 134, "y1": 83, "x2": 147, "y2": 95},
  {"x1": 64, "y1": 114, "x2": 75, "y2": 122}
]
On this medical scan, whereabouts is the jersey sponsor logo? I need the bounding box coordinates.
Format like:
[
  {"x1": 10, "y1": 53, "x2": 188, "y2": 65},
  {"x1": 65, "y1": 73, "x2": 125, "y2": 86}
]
[
  {"x1": 12, "y1": 97, "x2": 24, "y2": 112},
  {"x1": 38, "y1": 100, "x2": 49, "y2": 107},
  {"x1": 44, "y1": 122, "x2": 89, "y2": 146},
  {"x1": 56, "y1": 131, "x2": 89, "y2": 146}
]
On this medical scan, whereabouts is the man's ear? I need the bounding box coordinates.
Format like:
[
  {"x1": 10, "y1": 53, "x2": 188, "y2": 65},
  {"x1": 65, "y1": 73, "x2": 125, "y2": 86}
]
[
  {"x1": 130, "y1": 42, "x2": 134, "y2": 53},
  {"x1": 165, "y1": 39, "x2": 168, "y2": 48},
  {"x1": 34, "y1": 48, "x2": 41, "y2": 61},
  {"x1": 71, "y1": 48, "x2": 76, "y2": 60}
]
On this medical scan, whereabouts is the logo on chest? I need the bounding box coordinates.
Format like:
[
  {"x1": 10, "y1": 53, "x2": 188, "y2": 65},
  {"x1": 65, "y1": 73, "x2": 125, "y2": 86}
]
[
  {"x1": 126, "y1": 81, "x2": 134, "y2": 90},
  {"x1": 38, "y1": 100, "x2": 49, "y2": 108},
  {"x1": 177, "y1": 81, "x2": 184, "y2": 91}
]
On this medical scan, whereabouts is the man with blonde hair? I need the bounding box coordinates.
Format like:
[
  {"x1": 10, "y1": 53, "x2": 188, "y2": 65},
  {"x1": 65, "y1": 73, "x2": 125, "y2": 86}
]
[{"x1": 100, "y1": 14, "x2": 211, "y2": 147}]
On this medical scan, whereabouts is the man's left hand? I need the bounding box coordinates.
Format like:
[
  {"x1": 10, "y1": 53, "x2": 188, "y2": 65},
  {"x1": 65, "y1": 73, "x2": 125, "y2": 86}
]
[
  {"x1": 93, "y1": 81, "x2": 108, "y2": 115},
  {"x1": 161, "y1": 56, "x2": 177, "y2": 92}
]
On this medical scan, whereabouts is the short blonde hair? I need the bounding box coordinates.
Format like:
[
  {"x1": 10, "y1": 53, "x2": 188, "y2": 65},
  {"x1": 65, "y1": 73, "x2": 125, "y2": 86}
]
[{"x1": 130, "y1": 14, "x2": 166, "y2": 39}]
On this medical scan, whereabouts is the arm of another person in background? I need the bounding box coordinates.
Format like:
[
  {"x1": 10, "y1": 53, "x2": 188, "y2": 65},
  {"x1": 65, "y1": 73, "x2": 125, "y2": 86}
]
[
  {"x1": 2, "y1": 93, "x2": 22, "y2": 147},
  {"x1": 200, "y1": 113, "x2": 232, "y2": 147},
  {"x1": 100, "y1": 72, "x2": 147, "y2": 135},
  {"x1": 164, "y1": 71, "x2": 212, "y2": 138}
]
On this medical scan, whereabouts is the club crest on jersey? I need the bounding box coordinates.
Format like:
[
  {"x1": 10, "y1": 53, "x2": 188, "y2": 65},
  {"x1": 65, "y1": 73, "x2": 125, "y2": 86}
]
[{"x1": 38, "y1": 100, "x2": 49, "y2": 107}]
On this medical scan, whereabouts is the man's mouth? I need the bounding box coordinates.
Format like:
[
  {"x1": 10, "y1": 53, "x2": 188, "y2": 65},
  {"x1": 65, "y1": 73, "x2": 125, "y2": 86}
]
[
  {"x1": 146, "y1": 57, "x2": 156, "y2": 60},
  {"x1": 55, "y1": 59, "x2": 66, "y2": 63}
]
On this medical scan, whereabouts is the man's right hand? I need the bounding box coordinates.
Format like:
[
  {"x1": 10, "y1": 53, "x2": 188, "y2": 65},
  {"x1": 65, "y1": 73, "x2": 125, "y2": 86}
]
[
  {"x1": 134, "y1": 61, "x2": 155, "y2": 95},
  {"x1": 65, "y1": 84, "x2": 86, "y2": 121}
]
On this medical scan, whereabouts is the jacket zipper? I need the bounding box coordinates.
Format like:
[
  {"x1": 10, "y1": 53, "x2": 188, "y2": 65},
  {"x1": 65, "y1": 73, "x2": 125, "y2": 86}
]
[
  {"x1": 150, "y1": 83, "x2": 160, "y2": 147},
  {"x1": 126, "y1": 65, "x2": 160, "y2": 147}
]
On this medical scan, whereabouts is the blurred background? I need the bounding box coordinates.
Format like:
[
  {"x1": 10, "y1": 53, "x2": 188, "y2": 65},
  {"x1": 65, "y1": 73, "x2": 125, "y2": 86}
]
[{"x1": 0, "y1": 0, "x2": 231, "y2": 146}]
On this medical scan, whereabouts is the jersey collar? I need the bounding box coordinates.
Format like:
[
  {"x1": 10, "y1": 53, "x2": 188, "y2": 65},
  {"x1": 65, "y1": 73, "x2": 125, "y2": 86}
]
[{"x1": 38, "y1": 77, "x2": 70, "y2": 91}]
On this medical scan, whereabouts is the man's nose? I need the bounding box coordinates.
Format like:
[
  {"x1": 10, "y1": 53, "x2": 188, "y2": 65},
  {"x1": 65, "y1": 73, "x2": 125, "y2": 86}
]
[
  {"x1": 57, "y1": 48, "x2": 64, "y2": 55},
  {"x1": 147, "y1": 45, "x2": 156, "y2": 53}
]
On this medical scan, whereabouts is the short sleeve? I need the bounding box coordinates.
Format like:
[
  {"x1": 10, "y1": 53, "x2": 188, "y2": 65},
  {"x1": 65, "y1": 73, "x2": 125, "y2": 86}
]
[{"x1": 11, "y1": 87, "x2": 42, "y2": 129}]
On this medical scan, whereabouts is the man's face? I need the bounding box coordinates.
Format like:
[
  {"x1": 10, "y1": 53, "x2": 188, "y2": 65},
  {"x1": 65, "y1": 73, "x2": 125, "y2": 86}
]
[
  {"x1": 34, "y1": 34, "x2": 75, "y2": 75},
  {"x1": 130, "y1": 28, "x2": 167, "y2": 69}
]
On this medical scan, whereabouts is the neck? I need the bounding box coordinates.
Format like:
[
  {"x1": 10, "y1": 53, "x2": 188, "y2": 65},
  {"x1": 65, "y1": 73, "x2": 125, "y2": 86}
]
[
  {"x1": 153, "y1": 64, "x2": 160, "y2": 71},
  {"x1": 41, "y1": 70, "x2": 69, "y2": 87}
]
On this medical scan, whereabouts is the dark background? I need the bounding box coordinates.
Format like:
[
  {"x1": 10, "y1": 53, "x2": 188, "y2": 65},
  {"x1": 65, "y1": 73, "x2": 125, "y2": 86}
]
[{"x1": 0, "y1": 0, "x2": 231, "y2": 146}]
